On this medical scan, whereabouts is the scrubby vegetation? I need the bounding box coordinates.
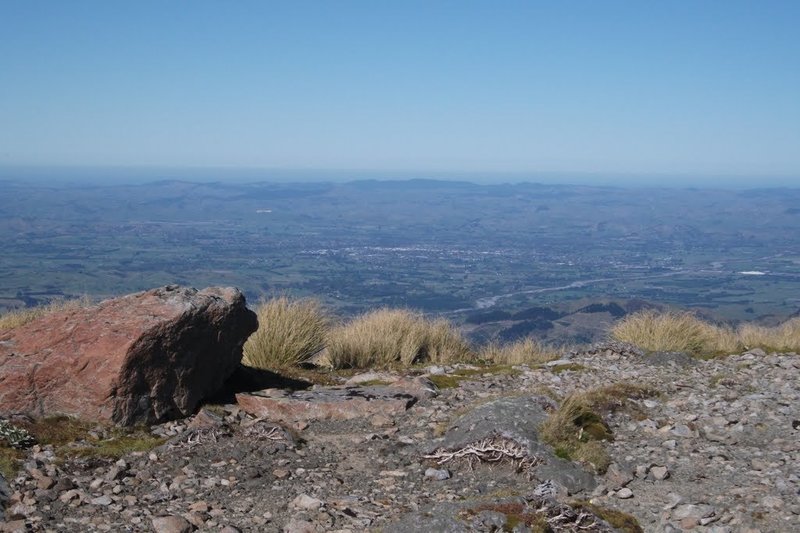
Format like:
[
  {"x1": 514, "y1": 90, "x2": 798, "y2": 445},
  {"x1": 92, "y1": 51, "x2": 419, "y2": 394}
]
[
  {"x1": 0, "y1": 416, "x2": 164, "y2": 477},
  {"x1": 611, "y1": 310, "x2": 800, "y2": 356},
  {"x1": 0, "y1": 419, "x2": 33, "y2": 478},
  {"x1": 242, "y1": 297, "x2": 330, "y2": 369},
  {"x1": 325, "y1": 308, "x2": 473, "y2": 368},
  {"x1": 539, "y1": 383, "x2": 658, "y2": 474},
  {"x1": 0, "y1": 296, "x2": 91, "y2": 332}
]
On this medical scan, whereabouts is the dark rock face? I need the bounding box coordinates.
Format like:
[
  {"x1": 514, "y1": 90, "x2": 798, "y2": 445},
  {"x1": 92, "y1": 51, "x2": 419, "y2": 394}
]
[{"x1": 0, "y1": 286, "x2": 257, "y2": 425}]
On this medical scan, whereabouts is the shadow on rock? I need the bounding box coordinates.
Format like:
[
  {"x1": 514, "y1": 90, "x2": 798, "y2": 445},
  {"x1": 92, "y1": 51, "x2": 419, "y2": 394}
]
[{"x1": 207, "y1": 364, "x2": 313, "y2": 403}]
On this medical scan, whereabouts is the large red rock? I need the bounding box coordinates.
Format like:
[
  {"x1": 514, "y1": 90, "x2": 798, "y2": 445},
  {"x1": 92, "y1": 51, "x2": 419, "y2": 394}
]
[{"x1": 0, "y1": 285, "x2": 257, "y2": 425}]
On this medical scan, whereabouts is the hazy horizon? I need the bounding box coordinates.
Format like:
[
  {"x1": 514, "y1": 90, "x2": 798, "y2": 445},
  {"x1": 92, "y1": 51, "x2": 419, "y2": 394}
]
[
  {"x1": 1, "y1": 164, "x2": 799, "y2": 190},
  {"x1": 2, "y1": 2, "x2": 799, "y2": 179}
]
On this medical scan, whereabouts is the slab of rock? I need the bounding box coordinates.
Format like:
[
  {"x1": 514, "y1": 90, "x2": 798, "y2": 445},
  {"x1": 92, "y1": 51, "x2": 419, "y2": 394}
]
[
  {"x1": 424, "y1": 467, "x2": 450, "y2": 480},
  {"x1": 0, "y1": 285, "x2": 257, "y2": 425},
  {"x1": 605, "y1": 462, "x2": 634, "y2": 489},
  {"x1": 236, "y1": 386, "x2": 417, "y2": 424},
  {"x1": 0, "y1": 473, "x2": 9, "y2": 522},
  {"x1": 385, "y1": 496, "x2": 616, "y2": 533},
  {"x1": 425, "y1": 395, "x2": 596, "y2": 494},
  {"x1": 344, "y1": 372, "x2": 439, "y2": 399},
  {"x1": 289, "y1": 493, "x2": 324, "y2": 511},
  {"x1": 650, "y1": 465, "x2": 670, "y2": 481},
  {"x1": 152, "y1": 515, "x2": 194, "y2": 533}
]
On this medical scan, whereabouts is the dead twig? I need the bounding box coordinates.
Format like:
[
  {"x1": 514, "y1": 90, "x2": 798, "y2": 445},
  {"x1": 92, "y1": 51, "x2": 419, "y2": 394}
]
[
  {"x1": 423, "y1": 436, "x2": 540, "y2": 475},
  {"x1": 167, "y1": 428, "x2": 226, "y2": 449}
]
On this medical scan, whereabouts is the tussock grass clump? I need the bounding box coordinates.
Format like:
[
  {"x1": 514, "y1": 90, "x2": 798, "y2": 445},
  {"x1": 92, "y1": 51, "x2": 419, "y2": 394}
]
[
  {"x1": 738, "y1": 318, "x2": 800, "y2": 353},
  {"x1": 0, "y1": 296, "x2": 91, "y2": 332},
  {"x1": 480, "y1": 337, "x2": 559, "y2": 365},
  {"x1": 242, "y1": 297, "x2": 330, "y2": 369},
  {"x1": 326, "y1": 308, "x2": 472, "y2": 369},
  {"x1": 540, "y1": 383, "x2": 657, "y2": 473},
  {"x1": 610, "y1": 310, "x2": 719, "y2": 355},
  {"x1": 612, "y1": 310, "x2": 800, "y2": 356}
]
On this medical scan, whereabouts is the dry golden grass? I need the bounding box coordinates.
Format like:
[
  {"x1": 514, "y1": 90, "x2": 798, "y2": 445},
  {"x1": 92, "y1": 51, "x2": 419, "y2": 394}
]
[
  {"x1": 612, "y1": 310, "x2": 800, "y2": 356},
  {"x1": 325, "y1": 308, "x2": 473, "y2": 369},
  {"x1": 610, "y1": 310, "x2": 718, "y2": 355},
  {"x1": 479, "y1": 337, "x2": 560, "y2": 365},
  {"x1": 0, "y1": 296, "x2": 91, "y2": 333},
  {"x1": 738, "y1": 318, "x2": 800, "y2": 352},
  {"x1": 702, "y1": 323, "x2": 742, "y2": 354},
  {"x1": 242, "y1": 297, "x2": 330, "y2": 369}
]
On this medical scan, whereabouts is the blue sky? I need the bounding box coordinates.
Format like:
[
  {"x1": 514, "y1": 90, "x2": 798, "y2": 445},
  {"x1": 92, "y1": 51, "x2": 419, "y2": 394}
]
[{"x1": 1, "y1": 1, "x2": 799, "y2": 184}]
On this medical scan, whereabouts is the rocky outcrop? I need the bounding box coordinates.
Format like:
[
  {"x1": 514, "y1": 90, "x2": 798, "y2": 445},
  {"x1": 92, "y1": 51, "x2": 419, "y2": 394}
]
[
  {"x1": 2, "y1": 353, "x2": 798, "y2": 532},
  {"x1": 236, "y1": 386, "x2": 418, "y2": 424},
  {"x1": 0, "y1": 286, "x2": 257, "y2": 425},
  {"x1": 425, "y1": 395, "x2": 596, "y2": 495}
]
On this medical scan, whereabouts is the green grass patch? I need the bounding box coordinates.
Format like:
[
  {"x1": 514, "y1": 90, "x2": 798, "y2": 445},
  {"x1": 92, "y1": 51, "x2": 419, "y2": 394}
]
[
  {"x1": 450, "y1": 364, "x2": 522, "y2": 378},
  {"x1": 553, "y1": 446, "x2": 571, "y2": 461},
  {"x1": 550, "y1": 363, "x2": 586, "y2": 374},
  {"x1": 571, "y1": 501, "x2": 643, "y2": 533},
  {"x1": 539, "y1": 383, "x2": 658, "y2": 474},
  {"x1": 428, "y1": 374, "x2": 466, "y2": 389},
  {"x1": 14, "y1": 416, "x2": 164, "y2": 461},
  {"x1": 0, "y1": 416, "x2": 162, "y2": 477},
  {"x1": 67, "y1": 432, "x2": 165, "y2": 460},
  {"x1": 425, "y1": 364, "x2": 522, "y2": 389}
]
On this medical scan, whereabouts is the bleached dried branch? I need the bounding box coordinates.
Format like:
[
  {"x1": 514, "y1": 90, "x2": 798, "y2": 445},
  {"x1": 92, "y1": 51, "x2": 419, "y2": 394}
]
[
  {"x1": 168, "y1": 427, "x2": 225, "y2": 449},
  {"x1": 423, "y1": 436, "x2": 540, "y2": 475},
  {"x1": 243, "y1": 423, "x2": 287, "y2": 441}
]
